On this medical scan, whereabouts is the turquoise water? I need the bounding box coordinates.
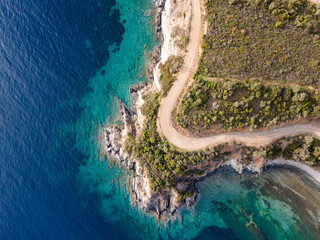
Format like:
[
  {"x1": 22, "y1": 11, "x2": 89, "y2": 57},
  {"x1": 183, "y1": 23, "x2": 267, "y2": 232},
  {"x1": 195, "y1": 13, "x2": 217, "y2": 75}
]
[
  {"x1": 74, "y1": 0, "x2": 162, "y2": 238},
  {"x1": 72, "y1": 0, "x2": 320, "y2": 239},
  {"x1": 190, "y1": 168, "x2": 320, "y2": 239},
  {"x1": 1, "y1": 0, "x2": 318, "y2": 237}
]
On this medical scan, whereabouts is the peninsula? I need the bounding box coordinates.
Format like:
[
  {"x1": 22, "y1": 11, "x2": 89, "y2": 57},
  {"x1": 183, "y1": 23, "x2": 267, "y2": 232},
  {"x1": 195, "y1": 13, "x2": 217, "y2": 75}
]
[{"x1": 105, "y1": 0, "x2": 320, "y2": 219}]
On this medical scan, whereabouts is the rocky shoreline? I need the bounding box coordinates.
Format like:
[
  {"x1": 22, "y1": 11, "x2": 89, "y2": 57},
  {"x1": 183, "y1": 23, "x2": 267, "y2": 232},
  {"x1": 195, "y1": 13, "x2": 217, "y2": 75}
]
[
  {"x1": 104, "y1": 87, "x2": 320, "y2": 220},
  {"x1": 104, "y1": 91, "x2": 320, "y2": 220},
  {"x1": 104, "y1": 0, "x2": 178, "y2": 220},
  {"x1": 104, "y1": 93, "x2": 269, "y2": 220},
  {"x1": 104, "y1": 0, "x2": 207, "y2": 219},
  {"x1": 104, "y1": 98, "x2": 279, "y2": 219},
  {"x1": 104, "y1": 0, "x2": 320, "y2": 220}
]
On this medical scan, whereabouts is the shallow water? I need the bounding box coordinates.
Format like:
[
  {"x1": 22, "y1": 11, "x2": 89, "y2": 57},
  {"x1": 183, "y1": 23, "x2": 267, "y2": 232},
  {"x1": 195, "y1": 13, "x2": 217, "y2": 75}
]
[
  {"x1": 1, "y1": 0, "x2": 320, "y2": 239},
  {"x1": 189, "y1": 167, "x2": 320, "y2": 240}
]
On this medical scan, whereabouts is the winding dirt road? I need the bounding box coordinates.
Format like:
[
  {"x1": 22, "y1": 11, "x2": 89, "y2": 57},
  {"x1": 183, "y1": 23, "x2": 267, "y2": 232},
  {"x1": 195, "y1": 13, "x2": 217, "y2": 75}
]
[{"x1": 158, "y1": 0, "x2": 320, "y2": 151}]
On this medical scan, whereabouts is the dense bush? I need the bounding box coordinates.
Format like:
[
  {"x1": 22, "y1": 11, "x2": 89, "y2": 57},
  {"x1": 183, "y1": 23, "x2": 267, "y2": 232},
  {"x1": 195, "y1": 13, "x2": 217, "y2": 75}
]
[
  {"x1": 267, "y1": 135, "x2": 320, "y2": 166},
  {"x1": 176, "y1": 77, "x2": 320, "y2": 134},
  {"x1": 126, "y1": 95, "x2": 320, "y2": 193},
  {"x1": 251, "y1": 0, "x2": 320, "y2": 33},
  {"x1": 197, "y1": 0, "x2": 320, "y2": 86},
  {"x1": 240, "y1": 135, "x2": 320, "y2": 166},
  {"x1": 125, "y1": 93, "x2": 223, "y2": 192}
]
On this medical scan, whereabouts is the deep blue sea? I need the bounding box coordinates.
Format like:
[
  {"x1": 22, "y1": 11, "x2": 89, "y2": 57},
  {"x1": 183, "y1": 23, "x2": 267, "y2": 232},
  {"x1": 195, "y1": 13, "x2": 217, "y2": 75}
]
[{"x1": 1, "y1": 0, "x2": 320, "y2": 239}]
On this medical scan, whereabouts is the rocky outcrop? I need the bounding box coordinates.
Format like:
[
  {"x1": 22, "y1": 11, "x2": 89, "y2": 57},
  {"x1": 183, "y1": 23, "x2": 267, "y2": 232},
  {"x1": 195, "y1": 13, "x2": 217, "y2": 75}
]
[
  {"x1": 105, "y1": 104, "x2": 134, "y2": 164},
  {"x1": 104, "y1": 0, "x2": 183, "y2": 220},
  {"x1": 105, "y1": 101, "x2": 267, "y2": 219},
  {"x1": 104, "y1": 84, "x2": 262, "y2": 220},
  {"x1": 154, "y1": 0, "x2": 165, "y2": 38},
  {"x1": 104, "y1": 94, "x2": 183, "y2": 220},
  {"x1": 103, "y1": 0, "x2": 320, "y2": 221},
  {"x1": 105, "y1": 0, "x2": 272, "y2": 220}
]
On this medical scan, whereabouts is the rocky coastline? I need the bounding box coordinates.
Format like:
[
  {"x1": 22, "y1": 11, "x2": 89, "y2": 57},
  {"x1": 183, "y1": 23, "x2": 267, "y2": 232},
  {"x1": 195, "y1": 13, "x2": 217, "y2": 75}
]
[
  {"x1": 104, "y1": 93, "x2": 271, "y2": 220},
  {"x1": 104, "y1": 0, "x2": 320, "y2": 220},
  {"x1": 104, "y1": 0, "x2": 205, "y2": 219},
  {"x1": 105, "y1": 0, "x2": 176, "y2": 220},
  {"x1": 104, "y1": 91, "x2": 320, "y2": 220}
]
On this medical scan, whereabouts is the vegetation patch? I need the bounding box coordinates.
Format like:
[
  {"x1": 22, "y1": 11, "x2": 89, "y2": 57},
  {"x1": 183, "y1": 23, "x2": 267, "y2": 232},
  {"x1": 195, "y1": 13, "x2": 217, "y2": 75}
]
[
  {"x1": 245, "y1": 0, "x2": 320, "y2": 34},
  {"x1": 125, "y1": 0, "x2": 320, "y2": 197},
  {"x1": 125, "y1": 92, "x2": 229, "y2": 192},
  {"x1": 176, "y1": 77, "x2": 320, "y2": 135},
  {"x1": 171, "y1": 26, "x2": 190, "y2": 51},
  {"x1": 247, "y1": 135, "x2": 320, "y2": 166},
  {"x1": 198, "y1": 0, "x2": 320, "y2": 87},
  {"x1": 159, "y1": 55, "x2": 183, "y2": 93},
  {"x1": 126, "y1": 91, "x2": 320, "y2": 193}
]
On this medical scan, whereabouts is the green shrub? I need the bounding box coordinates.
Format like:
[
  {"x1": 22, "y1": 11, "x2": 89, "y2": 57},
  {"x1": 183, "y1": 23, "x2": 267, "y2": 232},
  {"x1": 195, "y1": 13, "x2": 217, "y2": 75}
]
[
  {"x1": 159, "y1": 56, "x2": 183, "y2": 93},
  {"x1": 275, "y1": 21, "x2": 284, "y2": 28},
  {"x1": 197, "y1": 0, "x2": 320, "y2": 87},
  {"x1": 176, "y1": 78, "x2": 319, "y2": 135}
]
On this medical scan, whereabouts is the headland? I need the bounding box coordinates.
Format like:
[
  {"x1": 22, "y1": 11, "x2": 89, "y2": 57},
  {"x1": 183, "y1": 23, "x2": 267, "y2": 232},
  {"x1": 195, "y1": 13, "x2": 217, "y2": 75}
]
[{"x1": 105, "y1": 0, "x2": 320, "y2": 220}]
